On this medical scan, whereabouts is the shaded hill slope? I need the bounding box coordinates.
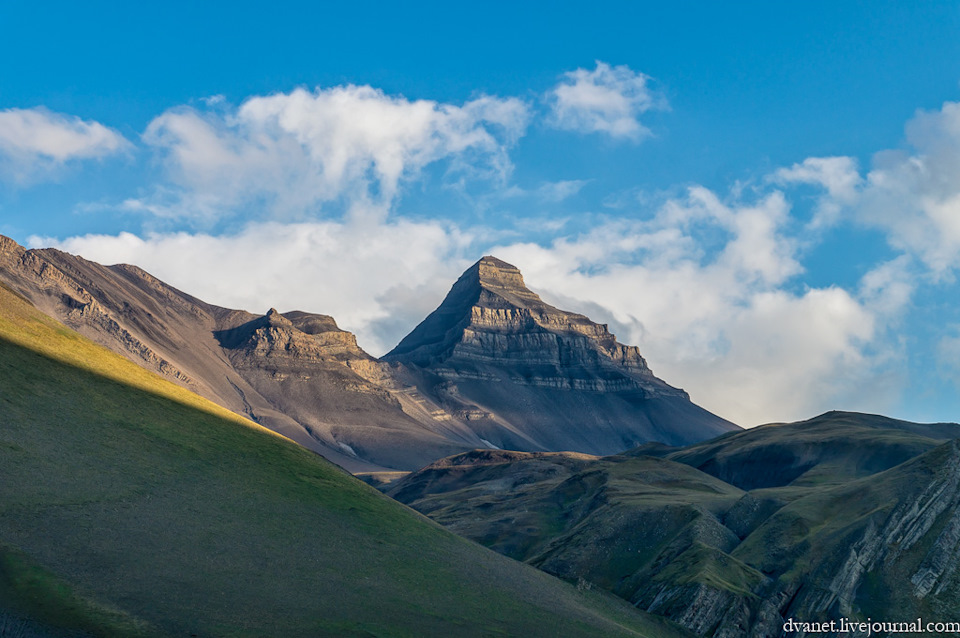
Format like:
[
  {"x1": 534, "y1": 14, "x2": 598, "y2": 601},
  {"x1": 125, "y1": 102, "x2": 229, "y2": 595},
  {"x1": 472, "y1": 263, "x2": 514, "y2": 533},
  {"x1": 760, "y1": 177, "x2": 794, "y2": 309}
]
[
  {"x1": 388, "y1": 412, "x2": 960, "y2": 636},
  {"x1": 0, "y1": 283, "x2": 686, "y2": 638},
  {"x1": 663, "y1": 410, "x2": 960, "y2": 490},
  {"x1": 384, "y1": 256, "x2": 738, "y2": 453}
]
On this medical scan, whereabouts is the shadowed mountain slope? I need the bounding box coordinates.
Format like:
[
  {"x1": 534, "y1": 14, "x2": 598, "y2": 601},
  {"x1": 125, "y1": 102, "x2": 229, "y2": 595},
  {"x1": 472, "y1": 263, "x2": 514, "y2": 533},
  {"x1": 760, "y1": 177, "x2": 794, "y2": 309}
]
[
  {"x1": 383, "y1": 256, "x2": 738, "y2": 454},
  {"x1": 388, "y1": 412, "x2": 960, "y2": 636},
  {"x1": 0, "y1": 282, "x2": 688, "y2": 638}
]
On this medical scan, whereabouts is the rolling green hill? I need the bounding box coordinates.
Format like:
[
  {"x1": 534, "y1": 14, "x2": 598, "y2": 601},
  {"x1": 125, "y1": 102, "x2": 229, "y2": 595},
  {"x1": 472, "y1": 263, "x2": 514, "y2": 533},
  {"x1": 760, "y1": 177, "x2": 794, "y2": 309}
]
[
  {"x1": 0, "y1": 283, "x2": 686, "y2": 638},
  {"x1": 389, "y1": 414, "x2": 960, "y2": 636},
  {"x1": 663, "y1": 410, "x2": 960, "y2": 489}
]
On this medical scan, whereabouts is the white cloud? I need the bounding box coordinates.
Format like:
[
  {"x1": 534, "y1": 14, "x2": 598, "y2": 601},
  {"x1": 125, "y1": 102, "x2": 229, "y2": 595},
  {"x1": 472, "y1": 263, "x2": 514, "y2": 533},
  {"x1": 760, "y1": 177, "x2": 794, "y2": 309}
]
[
  {"x1": 778, "y1": 101, "x2": 960, "y2": 275},
  {"x1": 491, "y1": 186, "x2": 902, "y2": 426},
  {"x1": 536, "y1": 179, "x2": 589, "y2": 202},
  {"x1": 857, "y1": 101, "x2": 960, "y2": 275},
  {"x1": 501, "y1": 179, "x2": 589, "y2": 203},
  {"x1": 773, "y1": 156, "x2": 862, "y2": 227},
  {"x1": 548, "y1": 61, "x2": 667, "y2": 140},
  {"x1": 37, "y1": 180, "x2": 911, "y2": 427},
  {"x1": 34, "y1": 219, "x2": 473, "y2": 356},
  {"x1": 0, "y1": 107, "x2": 130, "y2": 181},
  {"x1": 141, "y1": 85, "x2": 530, "y2": 221}
]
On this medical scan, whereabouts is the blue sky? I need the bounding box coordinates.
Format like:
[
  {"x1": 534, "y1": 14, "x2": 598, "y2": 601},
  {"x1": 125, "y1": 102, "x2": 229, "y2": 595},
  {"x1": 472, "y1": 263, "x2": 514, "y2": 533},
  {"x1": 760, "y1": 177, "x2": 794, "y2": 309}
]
[{"x1": 2, "y1": 1, "x2": 960, "y2": 426}]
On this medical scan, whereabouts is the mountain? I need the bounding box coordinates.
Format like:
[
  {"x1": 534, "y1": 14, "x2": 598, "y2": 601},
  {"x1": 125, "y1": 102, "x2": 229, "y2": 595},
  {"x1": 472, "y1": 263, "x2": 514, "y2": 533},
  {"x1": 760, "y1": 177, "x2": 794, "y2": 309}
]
[
  {"x1": 0, "y1": 281, "x2": 689, "y2": 638},
  {"x1": 0, "y1": 237, "x2": 735, "y2": 472},
  {"x1": 383, "y1": 256, "x2": 738, "y2": 454},
  {"x1": 387, "y1": 411, "x2": 960, "y2": 636},
  {"x1": 0, "y1": 234, "x2": 487, "y2": 473}
]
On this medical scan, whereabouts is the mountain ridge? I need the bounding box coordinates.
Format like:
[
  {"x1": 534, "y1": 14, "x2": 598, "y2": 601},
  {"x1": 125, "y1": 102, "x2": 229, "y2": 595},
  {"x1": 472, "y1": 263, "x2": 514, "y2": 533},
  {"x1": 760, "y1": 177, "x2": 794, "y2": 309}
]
[
  {"x1": 0, "y1": 280, "x2": 683, "y2": 638},
  {"x1": 0, "y1": 235, "x2": 737, "y2": 470}
]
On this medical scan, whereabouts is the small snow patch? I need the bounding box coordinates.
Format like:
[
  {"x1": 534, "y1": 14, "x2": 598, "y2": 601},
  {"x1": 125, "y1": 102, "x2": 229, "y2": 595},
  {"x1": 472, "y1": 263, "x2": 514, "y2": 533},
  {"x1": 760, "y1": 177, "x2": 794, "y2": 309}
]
[
  {"x1": 338, "y1": 442, "x2": 358, "y2": 457},
  {"x1": 480, "y1": 439, "x2": 501, "y2": 450}
]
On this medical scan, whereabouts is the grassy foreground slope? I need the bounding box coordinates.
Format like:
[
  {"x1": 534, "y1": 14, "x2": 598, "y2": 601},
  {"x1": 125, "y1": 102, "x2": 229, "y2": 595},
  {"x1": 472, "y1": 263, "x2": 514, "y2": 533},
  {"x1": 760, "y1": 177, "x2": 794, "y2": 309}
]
[{"x1": 0, "y1": 284, "x2": 684, "y2": 638}]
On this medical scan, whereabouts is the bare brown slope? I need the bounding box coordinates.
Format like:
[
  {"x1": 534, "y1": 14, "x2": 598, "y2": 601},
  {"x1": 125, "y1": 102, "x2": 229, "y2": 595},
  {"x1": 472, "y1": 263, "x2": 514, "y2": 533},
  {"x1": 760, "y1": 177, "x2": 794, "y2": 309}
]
[
  {"x1": 0, "y1": 235, "x2": 484, "y2": 471},
  {"x1": 384, "y1": 256, "x2": 739, "y2": 453}
]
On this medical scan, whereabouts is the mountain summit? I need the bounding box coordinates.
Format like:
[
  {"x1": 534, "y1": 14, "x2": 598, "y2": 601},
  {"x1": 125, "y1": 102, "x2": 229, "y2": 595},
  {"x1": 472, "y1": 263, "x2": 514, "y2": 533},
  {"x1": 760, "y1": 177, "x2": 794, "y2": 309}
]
[
  {"x1": 387, "y1": 256, "x2": 674, "y2": 395},
  {"x1": 385, "y1": 256, "x2": 738, "y2": 452}
]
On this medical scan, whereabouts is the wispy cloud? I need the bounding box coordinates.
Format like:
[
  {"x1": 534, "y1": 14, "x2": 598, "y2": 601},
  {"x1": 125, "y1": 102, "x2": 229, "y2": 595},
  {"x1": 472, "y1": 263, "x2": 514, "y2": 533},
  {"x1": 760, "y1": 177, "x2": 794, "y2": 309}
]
[
  {"x1": 0, "y1": 107, "x2": 130, "y2": 182},
  {"x1": 938, "y1": 325, "x2": 960, "y2": 389},
  {"x1": 547, "y1": 61, "x2": 667, "y2": 141},
  {"x1": 772, "y1": 156, "x2": 862, "y2": 227},
  {"x1": 138, "y1": 86, "x2": 530, "y2": 223},
  {"x1": 501, "y1": 179, "x2": 589, "y2": 203}
]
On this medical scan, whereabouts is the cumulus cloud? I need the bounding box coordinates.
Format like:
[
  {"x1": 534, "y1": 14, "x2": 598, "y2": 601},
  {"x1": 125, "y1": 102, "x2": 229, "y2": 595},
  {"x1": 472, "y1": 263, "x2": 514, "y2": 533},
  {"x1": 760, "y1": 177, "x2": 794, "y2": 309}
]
[
  {"x1": 41, "y1": 84, "x2": 960, "y2": 428},
  {"x1": 491, "y1": 186, "x2": 903, "y2": 426},
  {"x1": 773, "y1": 156, "x2": 862, "y2": 227},
  {"x1": 857, "y1": 101, "x2": 960, "y2": 275},
  {"x1": 140, "y1": 86, "x2": 530, "y2": 221},
  {"x1": 777, "y1": 101, "x2": 960, "y2": 276},
  {"x1": 39, "y1": 179, "x2": 912, "y2": 426},
  {"x1": 0, "y1": 107, "x2": 130, "y2": 181},
  {"x1": 548, "y1": 61, "x2": 667, "y2": 140}
]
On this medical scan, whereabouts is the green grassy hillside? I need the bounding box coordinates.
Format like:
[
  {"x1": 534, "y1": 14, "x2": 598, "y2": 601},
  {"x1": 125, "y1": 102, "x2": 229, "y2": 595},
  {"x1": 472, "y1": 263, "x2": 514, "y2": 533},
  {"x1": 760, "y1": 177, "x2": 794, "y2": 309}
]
[
  {"x1": 389, "y1": 414, "x2": 960, "y2": 636},
  {"x1": 388, "y1": 451, "x2": 745, "y2": 602},
  {"x1": 0, "y1": 284, "x2": 686, "y2": 638}
]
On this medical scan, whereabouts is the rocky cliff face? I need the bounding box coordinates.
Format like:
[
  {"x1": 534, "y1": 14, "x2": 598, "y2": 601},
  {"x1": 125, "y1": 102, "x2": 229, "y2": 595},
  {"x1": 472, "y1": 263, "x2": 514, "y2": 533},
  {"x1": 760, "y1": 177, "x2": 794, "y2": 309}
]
[{"x1": 385, "y1": 256, "x2": 738, "y2": 452}]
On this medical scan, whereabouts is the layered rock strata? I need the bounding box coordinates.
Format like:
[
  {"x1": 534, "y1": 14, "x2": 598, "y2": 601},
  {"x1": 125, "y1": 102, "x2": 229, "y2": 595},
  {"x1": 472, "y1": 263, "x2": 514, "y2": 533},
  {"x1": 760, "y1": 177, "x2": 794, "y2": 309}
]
[{"x1": 384, "y1": 256, "x2": 738, "y2": 453}]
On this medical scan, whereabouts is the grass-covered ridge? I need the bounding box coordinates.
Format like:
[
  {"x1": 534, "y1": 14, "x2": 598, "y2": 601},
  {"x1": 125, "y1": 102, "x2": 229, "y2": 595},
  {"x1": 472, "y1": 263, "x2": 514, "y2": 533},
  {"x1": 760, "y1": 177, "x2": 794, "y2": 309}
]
[{"x1": 0, "y1": 284, "x2": 685, "y2": 638}]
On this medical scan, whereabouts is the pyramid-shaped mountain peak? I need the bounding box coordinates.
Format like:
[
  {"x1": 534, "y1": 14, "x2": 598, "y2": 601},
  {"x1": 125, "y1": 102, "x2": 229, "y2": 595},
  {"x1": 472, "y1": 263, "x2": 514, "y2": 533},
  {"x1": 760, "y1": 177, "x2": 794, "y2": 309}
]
[
  {"x1": 460, "y1": 256, "x2": 547, "y2": 311},
  {"x1": 383, "y1": 256, "x2": 737, "y2": 452},
  {"x1": 385, "y1": 257, "x2": 667, "y2": 390}
]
